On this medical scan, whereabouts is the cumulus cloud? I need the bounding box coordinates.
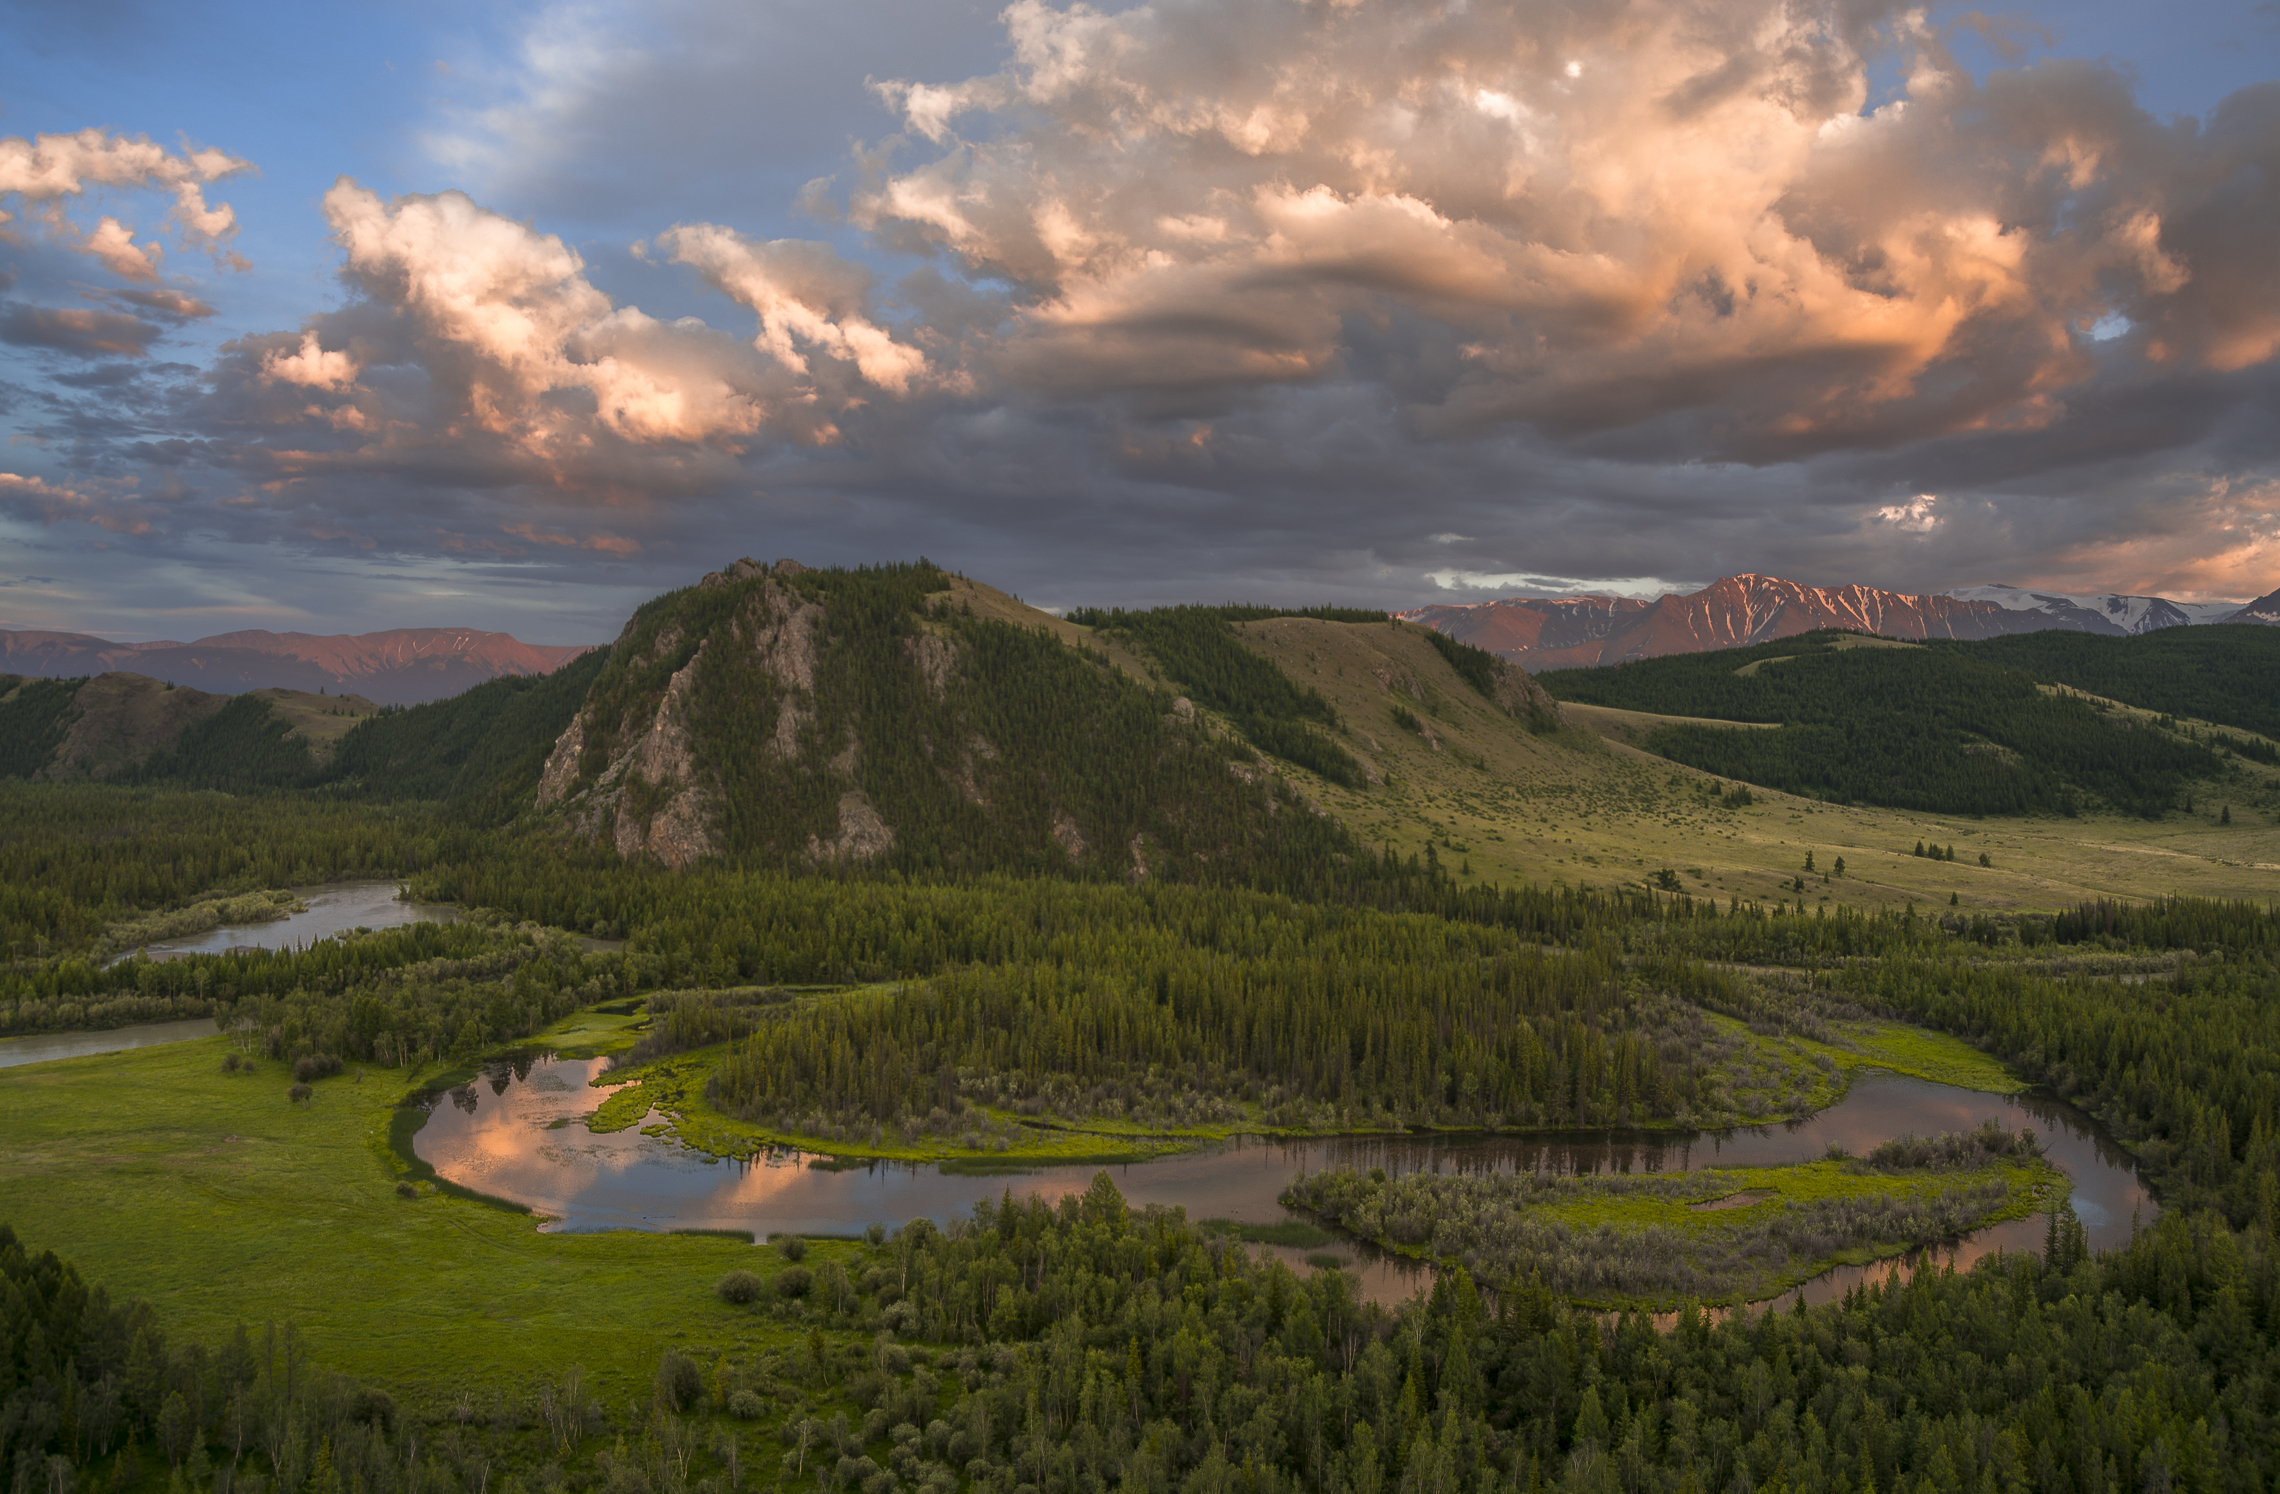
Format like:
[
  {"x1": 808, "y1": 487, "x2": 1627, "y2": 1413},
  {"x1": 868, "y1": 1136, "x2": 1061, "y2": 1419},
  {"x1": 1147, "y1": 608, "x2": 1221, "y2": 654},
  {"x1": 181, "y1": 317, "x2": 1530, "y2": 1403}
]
[
  {"x1": 261, "y1": 331, "x2": 360, "y2": 390},
  {"x1": 0, "y1": 129, "x2": 253, "y2": 276},
  {"x1": 177, "y1": 181, "x2": 947, "y2": 522},
  {"x1": 659, "y1": 225, "x2": 931, "y2": 393},
  {"x1": 850, "y1": 0, "x2": 2279, "y2": 453}
]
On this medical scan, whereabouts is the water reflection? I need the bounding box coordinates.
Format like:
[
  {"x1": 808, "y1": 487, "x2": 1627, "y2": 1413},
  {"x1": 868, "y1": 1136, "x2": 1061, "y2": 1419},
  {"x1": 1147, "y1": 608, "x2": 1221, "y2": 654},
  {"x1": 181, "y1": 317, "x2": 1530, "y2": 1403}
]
[
  {"x1": 414, "y1": 1062, "x2": 2153, "y2": 1309},
  {"x1": 0, "y1": 1017, "x2": 219, "y2": 1069},
  {"x1": 132, "y1": 881, "x2": 455, "y2": 962}
]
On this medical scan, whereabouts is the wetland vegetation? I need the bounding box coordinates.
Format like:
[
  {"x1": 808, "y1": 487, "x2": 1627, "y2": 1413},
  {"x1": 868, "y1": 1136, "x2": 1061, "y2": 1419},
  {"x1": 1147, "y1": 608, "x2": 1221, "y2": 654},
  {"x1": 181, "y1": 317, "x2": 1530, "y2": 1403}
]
[{"x1": 1284, "y1": 1122, "x2": 2062, "y2": 1307}]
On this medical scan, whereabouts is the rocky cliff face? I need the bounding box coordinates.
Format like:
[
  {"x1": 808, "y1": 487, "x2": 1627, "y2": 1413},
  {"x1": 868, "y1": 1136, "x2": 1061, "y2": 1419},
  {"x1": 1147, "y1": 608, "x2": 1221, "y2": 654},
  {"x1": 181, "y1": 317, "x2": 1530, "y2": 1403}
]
[
  {"x1": 537, "y1": 560, "x2": 823, "y2": 867},
  {"x1": 533, "y1": 559, "x2": 1335, "y2": 875}
]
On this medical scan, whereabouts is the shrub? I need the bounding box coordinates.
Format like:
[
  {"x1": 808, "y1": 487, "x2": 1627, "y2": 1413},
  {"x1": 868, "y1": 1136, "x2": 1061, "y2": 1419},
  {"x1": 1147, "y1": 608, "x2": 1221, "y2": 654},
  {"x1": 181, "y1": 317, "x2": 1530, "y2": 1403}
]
[
  {"x1": 395, "y1": 1181, "x2": 418, "y2": 1200},
  {"x1": 221, "y1": 1052, "x2": 244, "y2": 1073},
  {"x1": 287, "y1": 1082, "x2": 313, "y2": 1105},
  {"x1": 775, "y1": 1234, "x2": 808, "y2": 1262},
  {"x1": 727, "y1": 1390, "x2": 765, "y2": 1420},
  {"x1": 775, "y1": 1266, "x2": 814, "y2": 1299},
  {"x1": 291, "y1": 1053, "x2": 343, "y2": 1083},
  {"x1": 716, "y1": 1269, "x2": 764, "y2": 1305},
  {"x1": 655, "y1": 1350, "x2": 703, "y2": 1413}
]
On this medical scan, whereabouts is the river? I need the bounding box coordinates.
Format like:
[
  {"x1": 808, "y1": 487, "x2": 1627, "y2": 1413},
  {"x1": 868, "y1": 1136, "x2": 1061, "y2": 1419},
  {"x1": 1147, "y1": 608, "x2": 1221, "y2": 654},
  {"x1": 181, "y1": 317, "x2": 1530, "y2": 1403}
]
[
  {"x1": 413, "y1": 1058, "x2": 2154, "y2": 1308},
  {"x1": 130, "y1": 880, "x2": 455, "y2": 961},
  {"x1": 4, "y1": 882, "x2": 458, "y2": 1067}
]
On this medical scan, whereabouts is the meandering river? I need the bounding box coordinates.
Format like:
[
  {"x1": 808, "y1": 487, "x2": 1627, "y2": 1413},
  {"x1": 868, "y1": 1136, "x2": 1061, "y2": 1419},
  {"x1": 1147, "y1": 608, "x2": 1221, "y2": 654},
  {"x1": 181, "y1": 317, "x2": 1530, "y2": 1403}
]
[
  {"x1": 130, "y1": 880, "x2": 455, "y2": 961},
  {"x1": 414, "y1": 1059, "x2": 2154, "y2": 1308}
]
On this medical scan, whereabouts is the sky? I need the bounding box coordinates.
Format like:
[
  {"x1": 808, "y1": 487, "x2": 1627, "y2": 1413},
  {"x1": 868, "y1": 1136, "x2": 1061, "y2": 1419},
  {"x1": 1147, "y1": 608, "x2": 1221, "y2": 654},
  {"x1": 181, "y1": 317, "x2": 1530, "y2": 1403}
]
[{"x1": 1, "y1": 0, "x2": 2276, "y2": 643}]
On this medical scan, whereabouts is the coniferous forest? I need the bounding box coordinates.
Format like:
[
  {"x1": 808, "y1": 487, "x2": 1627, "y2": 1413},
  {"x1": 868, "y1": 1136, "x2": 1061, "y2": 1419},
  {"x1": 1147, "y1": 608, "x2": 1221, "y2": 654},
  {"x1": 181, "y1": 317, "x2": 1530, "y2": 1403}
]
[{"x1": 6, "y1": 568, "x2": 2280, "y2": 1494}]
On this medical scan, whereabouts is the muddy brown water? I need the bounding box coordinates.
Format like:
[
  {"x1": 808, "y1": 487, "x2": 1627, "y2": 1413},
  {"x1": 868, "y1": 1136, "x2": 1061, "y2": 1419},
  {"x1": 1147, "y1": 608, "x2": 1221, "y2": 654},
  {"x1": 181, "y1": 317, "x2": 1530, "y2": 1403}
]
[{"x1": 414, "y1": 1061, "x2": 2153, "y2": 1308}]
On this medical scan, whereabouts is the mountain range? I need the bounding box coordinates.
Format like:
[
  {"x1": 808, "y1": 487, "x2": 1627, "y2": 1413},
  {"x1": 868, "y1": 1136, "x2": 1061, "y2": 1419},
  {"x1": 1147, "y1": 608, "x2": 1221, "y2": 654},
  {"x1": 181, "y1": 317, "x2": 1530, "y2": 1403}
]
[
  {"x1": 1403, "y1": 574, "x2": 2280, "y2": 672},
  {"x1": 0, "y1": 626, "x2": 594, "y2": 706}
]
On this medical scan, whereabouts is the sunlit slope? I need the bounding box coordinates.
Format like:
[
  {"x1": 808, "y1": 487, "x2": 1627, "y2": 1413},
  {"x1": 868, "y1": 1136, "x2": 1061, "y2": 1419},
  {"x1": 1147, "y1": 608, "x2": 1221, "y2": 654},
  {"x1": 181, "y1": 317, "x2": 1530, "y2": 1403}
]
[{"x1": 1230, "y1": 617, "x2": 2280, "y2": 912}]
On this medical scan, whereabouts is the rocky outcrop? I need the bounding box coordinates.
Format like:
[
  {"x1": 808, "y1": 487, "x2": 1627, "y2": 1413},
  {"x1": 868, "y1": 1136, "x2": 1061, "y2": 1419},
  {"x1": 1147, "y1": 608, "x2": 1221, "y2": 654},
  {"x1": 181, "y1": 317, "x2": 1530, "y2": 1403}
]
[
  {"x1": 904, "y1": 634, "x2": 959, "y2": 700},
  {"x1": 540, "y1": 641, "x2": 718, "y2": 868},
  {"x1": 538, "y1": 558, "x2": 902, "y2": 868},
  {"x1": 808, "y1": 791, "x2": 894, "y2": 863},
  {"x1": 1372, "y1": 667, "x2": 1424, "y2": 701},
  {"x1": 1487, "y1": 657, "x2": 1568, "y2": 730}
]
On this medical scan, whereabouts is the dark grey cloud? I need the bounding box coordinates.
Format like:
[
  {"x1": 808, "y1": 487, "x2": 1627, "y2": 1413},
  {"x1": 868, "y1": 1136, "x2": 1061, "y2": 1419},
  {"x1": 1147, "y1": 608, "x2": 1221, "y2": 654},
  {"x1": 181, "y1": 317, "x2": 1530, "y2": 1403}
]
[{"x1": 0, "y1": 303, "x2": 164, "y2": 357}]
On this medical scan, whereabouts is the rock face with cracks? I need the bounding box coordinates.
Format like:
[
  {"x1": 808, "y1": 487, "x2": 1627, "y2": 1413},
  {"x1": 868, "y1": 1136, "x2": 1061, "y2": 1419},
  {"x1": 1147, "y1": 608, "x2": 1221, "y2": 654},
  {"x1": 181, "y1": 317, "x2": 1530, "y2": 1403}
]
[
  {"x1": 530, "y1": 558, "x2": 1384, "y2": 878},
  {"x1": 540, "y1": 557, "x2": 838, "y2": 868}
]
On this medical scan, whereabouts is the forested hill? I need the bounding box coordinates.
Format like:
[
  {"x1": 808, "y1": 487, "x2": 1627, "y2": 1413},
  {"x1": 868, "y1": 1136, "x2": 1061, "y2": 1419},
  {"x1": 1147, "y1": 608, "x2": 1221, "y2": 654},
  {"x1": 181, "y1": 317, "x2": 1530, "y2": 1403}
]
[
  {"x1": 526, "y1": 559, "x2": 1375, "y2": 882},
  {"x1": 1951, "y1": 624, "x2": 2280, "y2": 742},
  {"x1": 1536, "y1": 631, "x2": 2230, "y2": 817}
]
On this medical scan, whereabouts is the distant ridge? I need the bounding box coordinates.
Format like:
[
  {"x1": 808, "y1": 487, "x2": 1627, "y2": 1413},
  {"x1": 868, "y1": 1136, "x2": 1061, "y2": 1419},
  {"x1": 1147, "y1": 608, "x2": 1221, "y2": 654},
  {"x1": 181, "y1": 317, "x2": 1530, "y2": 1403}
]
[
  {"x1": 1402, "y1": 573, "x2": 2258, "y2": 671},
  {"x1": 0, "y1": 626, "x2": 595, "y2": 706},
  {"x1": 2227, "y1": 587, "x2": 2280, "y2": 627}
]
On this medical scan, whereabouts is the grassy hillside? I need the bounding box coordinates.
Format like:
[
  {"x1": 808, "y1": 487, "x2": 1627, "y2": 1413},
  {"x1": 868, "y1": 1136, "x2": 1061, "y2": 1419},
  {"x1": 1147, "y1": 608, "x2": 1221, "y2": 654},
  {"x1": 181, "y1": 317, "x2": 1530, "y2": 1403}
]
[
  {"x1": 1214, "y1": 615, "x2": 2280, "y2": 915},
  {"x1": 1535, "y1": 630, "x2": 2218, "y2": 817}
]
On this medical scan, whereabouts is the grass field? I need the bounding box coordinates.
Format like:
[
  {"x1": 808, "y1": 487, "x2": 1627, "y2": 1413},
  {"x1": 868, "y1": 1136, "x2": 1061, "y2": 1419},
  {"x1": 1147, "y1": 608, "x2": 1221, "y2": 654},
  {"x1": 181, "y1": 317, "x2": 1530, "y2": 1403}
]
[
  {"x1": 0, "y1": 1031, "x2": 865, "y2": 1417},
  {"x1": 1217, "y1": 616, "x2": 2280, "y2": 914}
]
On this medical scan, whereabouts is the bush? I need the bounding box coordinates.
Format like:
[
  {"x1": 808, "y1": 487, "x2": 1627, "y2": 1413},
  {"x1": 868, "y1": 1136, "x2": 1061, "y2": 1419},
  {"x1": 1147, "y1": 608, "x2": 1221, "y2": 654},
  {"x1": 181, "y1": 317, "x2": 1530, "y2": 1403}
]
[
  {"x1": 291, "y1": 1053, "x2": 343, "y2": 1083},
  {"x1": 727, "y1": 1390, "x2": 765, "y2": 1420},
  {"x1": 287, "y1": 1082, "x2": 313, "y2": 1105},
  {"x1": 395, "y1": 1181, "x2": 418, "y2": 1200},
  {"x1": 775, "y1": 1234, "x2": 808, "y2": 1262},
  {"x1": 716, "y1": 1269, "x2": 764, "y2": 1305},
  {"x1": 655, "y1": 1350, "x2": 704, "y2": 1413},
  {"x1": 221, "y1": 1052, "x2": 244, "y2": 1073},
  {"x1": 775, "y1": 1266, "x2": 814, "y2": 1300}
]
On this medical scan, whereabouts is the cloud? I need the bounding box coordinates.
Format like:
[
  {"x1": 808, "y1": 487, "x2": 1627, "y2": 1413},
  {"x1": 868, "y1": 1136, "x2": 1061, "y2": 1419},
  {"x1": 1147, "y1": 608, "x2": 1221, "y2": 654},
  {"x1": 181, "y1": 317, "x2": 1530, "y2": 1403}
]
[
  {"x1": 659, "y1": 224, "x2": 931, "y2": 393},
  {"x1": 0, "y1": 472, "x2": 155, "y2": 535},
  {"x1": 0, "y1": 128, "x2": 254, "y2": 277},
  {"x1": 261, "y1": 331, "x2": 360, "y2": 390},
  {"x1": 0, "y1": 303, "x2": 164, "y2": 357},
  {"x1": 169, "y1": 181, "x2": 942, "y2": 521},
  {"x1": 847, "y1": 0, "x2": 2279, "y2": 453},
  {"x1": 1874, "y1": 496, "x2": 1942, "y2": 533},
  {"x1": 113, "y1": 287, "x2": 216, "y2": 319}
]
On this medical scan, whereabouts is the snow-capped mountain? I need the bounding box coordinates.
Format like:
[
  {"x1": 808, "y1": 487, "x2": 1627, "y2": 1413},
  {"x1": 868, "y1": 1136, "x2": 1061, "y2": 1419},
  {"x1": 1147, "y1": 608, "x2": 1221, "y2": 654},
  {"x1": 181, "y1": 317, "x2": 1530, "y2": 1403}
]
[
  {"x1": 1403, "y1": 574, "x2": 2266, "y2": 672},
  {"x1": 2226, "y1": 588, "x2": 2280, "y2": 627},
  {"x1": 1944, "y1": 584, "x2": 2243, "y2": 635}
]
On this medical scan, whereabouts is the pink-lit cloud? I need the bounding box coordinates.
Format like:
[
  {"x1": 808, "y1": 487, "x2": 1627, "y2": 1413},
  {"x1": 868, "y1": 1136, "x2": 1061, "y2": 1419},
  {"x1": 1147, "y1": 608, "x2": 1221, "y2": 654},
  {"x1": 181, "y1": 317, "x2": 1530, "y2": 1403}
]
[
  {"x1": 849, "y1": 0, "x2": 2278, "y2": 453},
  {"x1": 0, "y1": 128, "x2": 253, "y2": 275}
]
